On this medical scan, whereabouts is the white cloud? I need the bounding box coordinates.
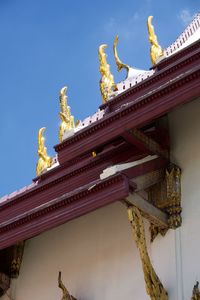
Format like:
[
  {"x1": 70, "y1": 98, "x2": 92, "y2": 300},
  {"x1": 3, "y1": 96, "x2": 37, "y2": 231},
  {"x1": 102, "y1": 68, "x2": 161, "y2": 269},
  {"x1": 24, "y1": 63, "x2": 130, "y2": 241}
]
[
  {"x1": 103, "y1": 13, "x2": 144, "y2": 41},
  {"x1": 178, "y1": 9, "x2": 194, "y2": 26}
]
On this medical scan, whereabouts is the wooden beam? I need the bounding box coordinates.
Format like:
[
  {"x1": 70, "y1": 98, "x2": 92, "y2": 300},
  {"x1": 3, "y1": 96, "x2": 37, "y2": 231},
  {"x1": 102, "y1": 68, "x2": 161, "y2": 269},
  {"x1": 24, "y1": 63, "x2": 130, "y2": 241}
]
[
  {"x1": 122, "y1": 129, "x2": 168, "y2": 159},
  {"x1": 124, "y1": 193, "x2": 168, "y2": 228}
]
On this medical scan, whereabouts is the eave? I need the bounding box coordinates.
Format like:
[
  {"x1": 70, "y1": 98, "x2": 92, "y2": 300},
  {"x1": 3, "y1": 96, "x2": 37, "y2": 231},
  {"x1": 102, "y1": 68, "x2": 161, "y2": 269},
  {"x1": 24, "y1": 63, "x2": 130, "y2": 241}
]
[
  {"x1": 99, "y1": 40, "x2": 200, "y2": 112},
  {"x1": 0, "y1": 173, "x2": 130, "y2": 250},
  {"x1": 55, "y1": 64, "x2": 200, "y2": 164}
]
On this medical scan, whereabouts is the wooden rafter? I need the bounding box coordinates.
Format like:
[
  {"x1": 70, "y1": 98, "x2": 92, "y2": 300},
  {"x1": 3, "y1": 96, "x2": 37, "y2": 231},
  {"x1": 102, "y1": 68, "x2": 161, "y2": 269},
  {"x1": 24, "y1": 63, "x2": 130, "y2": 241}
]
[{"x1": 122, "y1": 128, "x2": 168, "y2": 159}]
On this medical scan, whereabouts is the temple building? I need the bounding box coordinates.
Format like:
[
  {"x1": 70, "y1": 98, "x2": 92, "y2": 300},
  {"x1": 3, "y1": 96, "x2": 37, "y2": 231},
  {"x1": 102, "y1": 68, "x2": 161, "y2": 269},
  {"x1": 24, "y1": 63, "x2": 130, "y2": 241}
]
[{"x1": 0, "y1": 13, "x2": 200, "y2": 300}]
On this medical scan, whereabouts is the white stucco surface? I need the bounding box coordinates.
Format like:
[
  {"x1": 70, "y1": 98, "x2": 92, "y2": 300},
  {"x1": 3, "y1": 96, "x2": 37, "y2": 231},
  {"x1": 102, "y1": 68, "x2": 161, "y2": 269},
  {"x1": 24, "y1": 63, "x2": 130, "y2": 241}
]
[
  {"x1": 3, "y1": 201, "x2": 176, "y2": 300},
  {"x1": 169, "y1": 97, "x2": 200, "y2": 299}
]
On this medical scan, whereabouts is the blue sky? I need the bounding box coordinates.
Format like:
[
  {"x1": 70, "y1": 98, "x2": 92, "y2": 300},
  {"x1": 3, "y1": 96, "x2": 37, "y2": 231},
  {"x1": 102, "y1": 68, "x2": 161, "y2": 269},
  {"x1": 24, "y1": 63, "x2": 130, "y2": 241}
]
[{"x1": 0, "y1": 0, "x2": 199, "y2": 196}]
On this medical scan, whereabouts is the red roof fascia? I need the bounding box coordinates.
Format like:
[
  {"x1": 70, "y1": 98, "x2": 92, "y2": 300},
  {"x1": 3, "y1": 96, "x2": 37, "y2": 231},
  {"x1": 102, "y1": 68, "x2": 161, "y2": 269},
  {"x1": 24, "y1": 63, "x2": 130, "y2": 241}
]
[
  {"x1": 0, "y1": 173, "x2": 131, "y2": 250},
  {"x1": 55, "y1": 65, "x2": 200, "y2": 164},
  {"x1": 100, "y1": 41, "x2": 200, "y2": 112}
]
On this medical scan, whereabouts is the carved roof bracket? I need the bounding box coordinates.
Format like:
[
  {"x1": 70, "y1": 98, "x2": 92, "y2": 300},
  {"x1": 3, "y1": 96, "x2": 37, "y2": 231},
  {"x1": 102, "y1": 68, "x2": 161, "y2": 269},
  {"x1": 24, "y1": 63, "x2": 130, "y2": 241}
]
[
  {"x1": 127, "y1": 206, "x2": 168, "y2": 300},
  {"x1": 147, "y1": 164, "x2": 182, "y2": 241},
  {"x1": 191, "y1": 281, "x2": 200, "y2": 300},
  {"x1": 58, "y1": 271, "x2": 76, "y2": 300},
  {"x1": 0, "y1": 241, "x2": 25, "y2": 296}
]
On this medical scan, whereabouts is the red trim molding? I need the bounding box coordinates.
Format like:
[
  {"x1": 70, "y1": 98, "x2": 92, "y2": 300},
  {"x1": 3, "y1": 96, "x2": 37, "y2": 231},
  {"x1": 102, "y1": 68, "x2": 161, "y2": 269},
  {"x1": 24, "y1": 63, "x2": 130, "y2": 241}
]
[
  {"x1": 0, "y1": 174, "x2": 130, "y2": 250},
  {"x1": 99, "y1": 41, "x2": 200, "y2": 112},
  {"x1": 55, "y1": 65, "x2": 200, "y2": 164}
]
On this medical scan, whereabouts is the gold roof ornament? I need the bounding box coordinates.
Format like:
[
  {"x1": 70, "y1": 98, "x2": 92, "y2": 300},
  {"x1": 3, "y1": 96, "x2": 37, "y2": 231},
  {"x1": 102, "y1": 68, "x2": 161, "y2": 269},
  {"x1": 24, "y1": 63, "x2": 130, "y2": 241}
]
[
  {"x1": 113, "y1": 35, "x2": 132, "y2": 79},
  {"x1": 147, "y1": 16, "x2": 164, "y2": 65},
  {"x1": 59, "y1": 86, "x2": 75, "y2": 142},
  {"x1": 36, "y1": 127, "x2": 52, "y2": 176},
  {"x1": 98, "y1": 44, "x2": 117, "y2": 103}
]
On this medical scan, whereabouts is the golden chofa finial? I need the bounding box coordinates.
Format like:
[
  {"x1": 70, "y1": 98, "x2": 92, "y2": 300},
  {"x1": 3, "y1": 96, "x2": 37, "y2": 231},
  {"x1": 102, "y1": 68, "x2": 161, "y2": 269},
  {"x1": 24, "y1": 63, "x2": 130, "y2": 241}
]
[
  {"x1": 36, "y1": 127, "x2": 52, "y2": 176},
  {"x1": 98, "y1": 44, "x2": 116, "y2": 103},
  {"x1": 113, "y1": 35, "x2": 132, "y2": 79},
  {"x1": 147, "y1": 16, "x2": 164, "y2": 65},
  {"x1": 59, "y1": 86, "x2": 75, "y2": 142}
]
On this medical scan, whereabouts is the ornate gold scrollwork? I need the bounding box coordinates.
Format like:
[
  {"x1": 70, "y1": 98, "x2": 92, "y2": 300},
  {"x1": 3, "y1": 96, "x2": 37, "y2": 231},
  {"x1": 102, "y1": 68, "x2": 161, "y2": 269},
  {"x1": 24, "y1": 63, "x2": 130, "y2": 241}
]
[
  {"x1": 127, "y1": 206, "x2": 168, "y2": 300},
  {"x1": 58, "y1": 272, "x2": 76, "y2": 300},
  {"x1": 166, "y1": 166, "x2": 182, "y2": 229},
  {"x1": 98, "y1": 44, "x2": 116, "y2": 103},
  {"x1": 148, "y1": 164, "x2": 182, "y2": 241},
  {"x1": 149, "y1": 223, "x2": 168, "y2": 243},
  {"x1": 10, "y1": 241, "x2": 25, "y2": 278},
  {"x1": 191, "y1": 282, "x2": 200, "y2": 300}
]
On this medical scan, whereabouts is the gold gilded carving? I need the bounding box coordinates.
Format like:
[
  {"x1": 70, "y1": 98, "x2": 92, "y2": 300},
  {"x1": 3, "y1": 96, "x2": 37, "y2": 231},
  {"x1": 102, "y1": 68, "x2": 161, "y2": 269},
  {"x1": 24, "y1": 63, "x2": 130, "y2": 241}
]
[
  {"x1": 58, "y1": 272, "x2": 76, "y2": 300},
  {"x1": 98, "y1": 44, "x2": 116, "y2": 103},
  {"x1": 10, "y1": 241, "x2": 25, "y2": 278},
  {"x1": 166, "y1": 166, "x2": 182, "y2": 228},
  {"x1": 36, "y1": 127, "x2": 52, "y2": 176},
  {"x1": 147, "y1": 16, "x2": 164, "y2": 65},
  {"x1": 59, "y1": 86, "x2": 75, "y2": 142},
  {"x1": 92, "y1": 151, "x2": 97, "y2": 157},
  {"x1": 191, "y1": 282, "x2": 200, "y2": 300},
  {"x1": 128, "y1": 206, "x2": 168, "y2": 300},
  {"x1": 149, "y1": 223, "x2": 168, "y2": 243},
  {"x1": 148, "y1": 164, "x2": 182, "y2": 236},
  {"x1": 0, "y1": 273, "x2": 10, "y2": 297},
  {"x1": 113, "y1": 35, "x2": 131, "y2": 79}
]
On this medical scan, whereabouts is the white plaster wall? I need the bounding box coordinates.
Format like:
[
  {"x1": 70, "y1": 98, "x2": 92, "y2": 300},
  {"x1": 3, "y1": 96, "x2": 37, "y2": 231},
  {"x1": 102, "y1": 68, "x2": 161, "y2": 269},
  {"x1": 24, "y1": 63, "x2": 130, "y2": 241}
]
[
  {"x1": 14, "y1": 202, "x2": 149, "y2": 300},
  {"x1": 169, "y1": 98, "x2": 200, "y2": 300},
  {"x1": 5, "y1": 200, "x2": 176, "y2": 300}
]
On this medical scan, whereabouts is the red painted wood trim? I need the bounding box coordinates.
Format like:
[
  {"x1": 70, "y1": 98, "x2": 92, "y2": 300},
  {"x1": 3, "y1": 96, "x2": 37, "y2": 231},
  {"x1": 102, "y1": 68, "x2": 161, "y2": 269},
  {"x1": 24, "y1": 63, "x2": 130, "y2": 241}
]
[
  {"x1": 0, "y1": 144, "x2": 142, "y2": 218},
  {"x1": 0, "y1": 174, "x2": 131, "y2": 250},
  {"x1": 55, "y1": 65, "x2": 200, "y2": 164},
  {"x1": 99, "y1": 42, "x2": 200, "y2": 112},
  {"x1": 156, "y1": 40, "x2": 200, "y2": 70}
]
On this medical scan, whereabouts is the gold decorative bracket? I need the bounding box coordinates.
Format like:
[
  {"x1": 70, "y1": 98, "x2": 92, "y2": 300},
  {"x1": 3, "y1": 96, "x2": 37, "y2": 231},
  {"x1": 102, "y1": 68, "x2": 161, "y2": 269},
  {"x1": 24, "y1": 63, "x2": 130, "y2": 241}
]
[
  {"x1": 127, "y1": 206, "x2": 168, "y2": 300},
  {"x1": 58, "y1": 272, "x2": 76, "y2": 300},
  {"x1": 0, "y1": 241, "x2": 25, "y2": 297},
  {"x1": 148, "y1": 164, "x2": 182, "y2": 241},
  {"x1": 191, "y1": 281, "x2": 200, "y2": 300},
  {"x1": 10, "y1": 241, "x2": 25, "y2": 278}
]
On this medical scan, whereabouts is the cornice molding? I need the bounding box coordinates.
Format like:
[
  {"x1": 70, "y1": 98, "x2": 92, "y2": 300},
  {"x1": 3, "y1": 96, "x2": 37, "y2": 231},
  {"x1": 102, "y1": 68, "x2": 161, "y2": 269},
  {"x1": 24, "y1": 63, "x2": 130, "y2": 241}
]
[
  {"x1": 100, "y1": 44, "x2": 200, "y2": 111},
  {"x1": 55, "y1": 65, "x2": 200, "y2": 163},
  {"x1": 0, "y1": 173, "x2": 130, "y2": 249}
]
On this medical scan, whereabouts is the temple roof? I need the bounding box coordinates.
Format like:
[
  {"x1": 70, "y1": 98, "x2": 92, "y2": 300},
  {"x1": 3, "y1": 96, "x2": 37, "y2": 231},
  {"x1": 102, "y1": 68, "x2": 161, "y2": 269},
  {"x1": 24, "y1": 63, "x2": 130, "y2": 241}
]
[
  {"x1": 164, "y1": 12, "x2": 200, "y2": 57},
  {"x1": 0, "y1": 14, "x2": 200, "y2": 249}
]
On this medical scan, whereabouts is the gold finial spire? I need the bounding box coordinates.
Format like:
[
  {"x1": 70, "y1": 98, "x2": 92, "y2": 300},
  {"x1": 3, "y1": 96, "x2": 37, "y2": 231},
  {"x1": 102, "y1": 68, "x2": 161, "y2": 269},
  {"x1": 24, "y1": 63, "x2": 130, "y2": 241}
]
[
  {"x1": 113, "y1": 35, "x2": 131, "y2": 78},
  {"x1": 147, "y1": 16, "x2": 164, "y2": 65},
  {"x1": 59, "y1": 86, "x2": 75, "y2": 142},
  {"x1": 98, "y1": 44, "x2": 116, "y2": 103},
  {"x1": 36, "y1": 127, "x2": 52, "y2": 176}
]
